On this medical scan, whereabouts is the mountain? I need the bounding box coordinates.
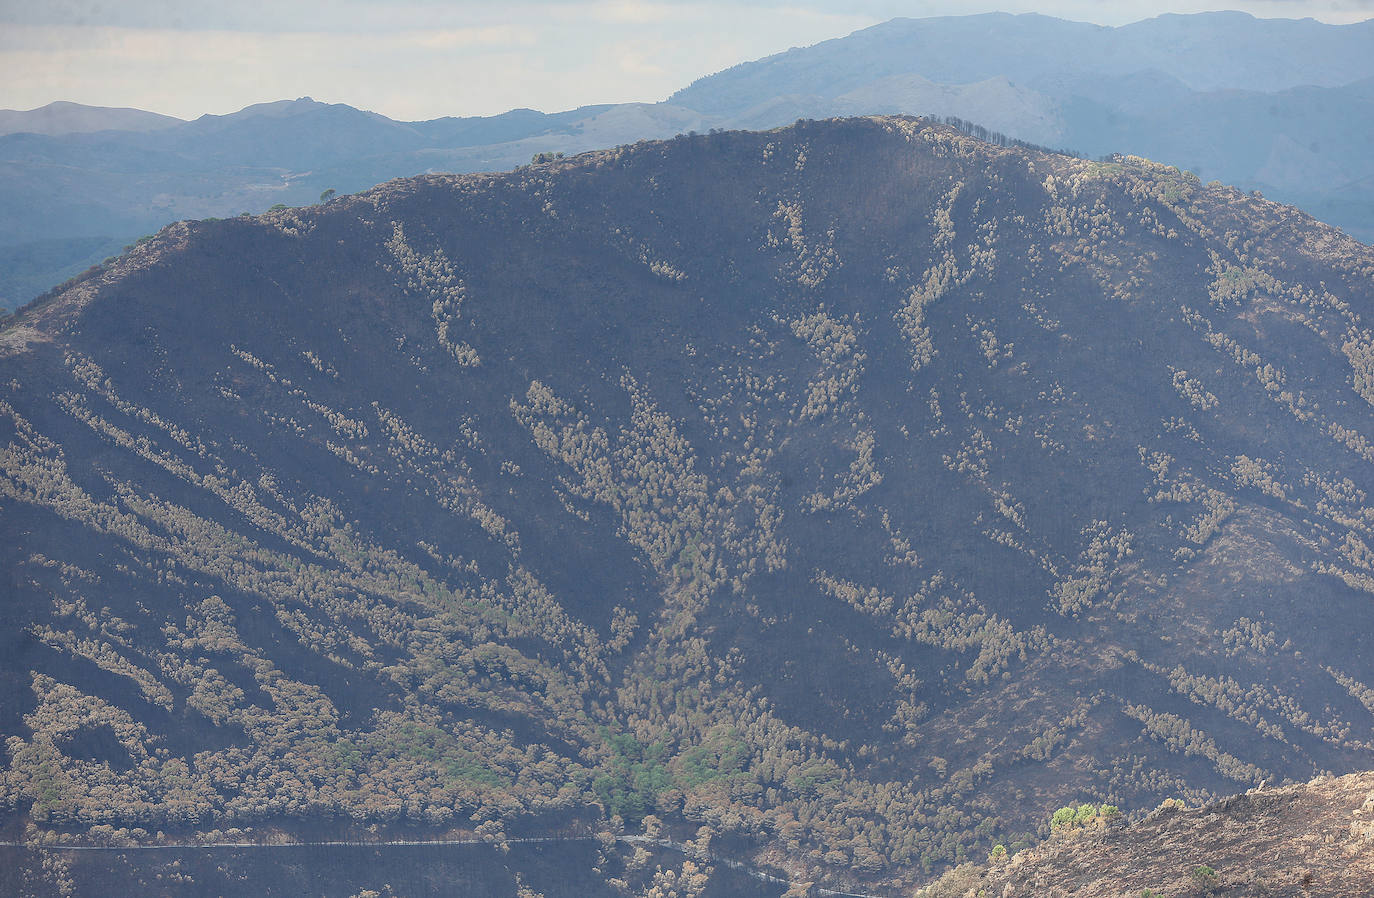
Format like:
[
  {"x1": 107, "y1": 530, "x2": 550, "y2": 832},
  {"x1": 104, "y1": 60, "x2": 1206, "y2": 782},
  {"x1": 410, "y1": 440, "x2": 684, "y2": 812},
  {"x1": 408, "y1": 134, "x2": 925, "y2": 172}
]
[
  {"x1": 669, "y1": 12, "x2": 1374, "y2": 242},
  {"x1": 0, "y1": 102, "x2": 183, "y2": 137},
  {"x1": 3, "y1": 12, "x2": 1372, "y2": 315},
  {"x1": 923, "y1": 770, "x2": 1374, "y2": 897},
  {"x1": 668, "y1": 12, "x2": 1374, "y2": 114},
  {"x1": 0, "y1": 97, "x2": 703, "y2": 313},
  {"x1": 5, "y1": 116, "x2": 1374, "y2": 895},
  {"x1": 1051, "y1": 74, "x2": 1374, "y2": 235}
]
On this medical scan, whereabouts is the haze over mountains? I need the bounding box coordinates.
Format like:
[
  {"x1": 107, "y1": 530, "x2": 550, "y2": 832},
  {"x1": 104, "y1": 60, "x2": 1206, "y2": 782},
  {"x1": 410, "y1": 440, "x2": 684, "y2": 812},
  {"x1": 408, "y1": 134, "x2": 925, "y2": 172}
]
[
  {"x1": 6, "y1": 114, "x2": 1374, "y2": 895},
  {"x1": 3, "y1": 11, "x2": 1373, "y2": 314}
]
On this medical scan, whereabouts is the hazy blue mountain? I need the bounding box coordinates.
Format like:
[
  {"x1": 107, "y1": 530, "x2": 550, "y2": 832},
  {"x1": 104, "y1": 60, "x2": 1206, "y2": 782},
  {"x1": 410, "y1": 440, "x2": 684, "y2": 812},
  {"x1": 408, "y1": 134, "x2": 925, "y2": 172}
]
[
  {"x1": 0, "y1": 101, "x2": 184, "y2": 137},
  {"x1": 1054, "y1": 75, "x2": 1374, "y2": 203},
  {"x1": 668, "y1": 11, "x2": 1374, "y2": 114},
  {"x1": 666, "y1": 11, "x2": 1374, "y2": 243}
]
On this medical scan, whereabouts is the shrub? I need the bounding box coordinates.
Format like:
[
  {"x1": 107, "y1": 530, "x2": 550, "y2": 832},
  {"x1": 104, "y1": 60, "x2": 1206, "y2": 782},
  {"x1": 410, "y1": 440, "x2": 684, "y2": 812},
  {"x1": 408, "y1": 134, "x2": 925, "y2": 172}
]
[
  {"x1": 1191, "y1": 864, "x2": 1219, "y2": 894},
  {"x1": 1050, "y1": 802, "x2": 1120, "y2": 831}
]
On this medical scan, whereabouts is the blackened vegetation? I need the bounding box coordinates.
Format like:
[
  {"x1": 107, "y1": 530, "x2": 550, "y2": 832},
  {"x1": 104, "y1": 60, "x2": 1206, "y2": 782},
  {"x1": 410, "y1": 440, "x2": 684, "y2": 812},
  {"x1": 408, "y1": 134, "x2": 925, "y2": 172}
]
[{"x1": 4, "y1": 116, "x2": 1374, "y2": 895}]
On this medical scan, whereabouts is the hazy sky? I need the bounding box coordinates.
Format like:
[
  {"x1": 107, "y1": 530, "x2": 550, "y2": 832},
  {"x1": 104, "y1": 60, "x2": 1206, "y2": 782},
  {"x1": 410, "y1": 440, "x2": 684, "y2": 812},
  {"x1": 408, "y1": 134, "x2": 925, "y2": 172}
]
[{"x1": 2, "y1": 0, "x2": 1372, "y2": 120}]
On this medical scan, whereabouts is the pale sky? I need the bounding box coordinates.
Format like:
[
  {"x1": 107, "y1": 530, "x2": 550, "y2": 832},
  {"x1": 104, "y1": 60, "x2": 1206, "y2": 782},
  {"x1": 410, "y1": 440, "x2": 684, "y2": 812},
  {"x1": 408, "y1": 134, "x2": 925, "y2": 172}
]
[{"x1": 1, "y1": 0, "x2": 1372, "y2": 121}]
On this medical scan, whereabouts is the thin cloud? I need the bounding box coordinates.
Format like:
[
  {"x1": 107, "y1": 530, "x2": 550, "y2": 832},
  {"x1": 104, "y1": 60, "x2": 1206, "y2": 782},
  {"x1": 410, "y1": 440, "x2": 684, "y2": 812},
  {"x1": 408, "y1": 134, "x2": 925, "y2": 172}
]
[
  {"x1": 409, "y1": 26, "x2": 537, "y2": 50},
  {"x1": 0, "y1": 6, "x2": 875, "y2": 118}
]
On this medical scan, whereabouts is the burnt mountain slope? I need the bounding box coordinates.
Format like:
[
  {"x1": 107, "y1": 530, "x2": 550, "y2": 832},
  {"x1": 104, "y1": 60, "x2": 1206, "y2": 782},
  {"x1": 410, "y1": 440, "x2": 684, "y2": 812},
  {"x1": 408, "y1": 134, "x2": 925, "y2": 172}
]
[{"x1": 4, "y1": 117, "x2": 1374, "y2": 894}]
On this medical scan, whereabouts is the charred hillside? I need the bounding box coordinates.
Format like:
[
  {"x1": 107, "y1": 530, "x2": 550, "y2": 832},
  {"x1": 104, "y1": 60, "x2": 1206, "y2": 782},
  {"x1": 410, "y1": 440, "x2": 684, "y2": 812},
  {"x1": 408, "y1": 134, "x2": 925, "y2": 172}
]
[{"x1": 4, "y1": 116, "x2": 1374, "y2": 895}]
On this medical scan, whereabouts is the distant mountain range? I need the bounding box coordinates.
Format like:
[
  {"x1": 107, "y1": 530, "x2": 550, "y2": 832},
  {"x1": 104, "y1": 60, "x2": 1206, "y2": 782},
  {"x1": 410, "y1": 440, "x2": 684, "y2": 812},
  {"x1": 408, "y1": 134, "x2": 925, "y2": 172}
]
[{"x1": 1, "y1": 10, "x2": 1371, "y2": 313}]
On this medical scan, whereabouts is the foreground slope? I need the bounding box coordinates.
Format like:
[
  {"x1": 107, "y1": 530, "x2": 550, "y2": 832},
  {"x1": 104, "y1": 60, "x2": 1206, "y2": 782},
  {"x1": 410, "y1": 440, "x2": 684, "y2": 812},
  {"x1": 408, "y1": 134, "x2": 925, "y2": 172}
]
[
  {"x1": 4, "y1": 117, "x2": 1374, "y2": 894},
  {"x1": 926, "y1": 771, "x2": 1374, "y2": 897}
]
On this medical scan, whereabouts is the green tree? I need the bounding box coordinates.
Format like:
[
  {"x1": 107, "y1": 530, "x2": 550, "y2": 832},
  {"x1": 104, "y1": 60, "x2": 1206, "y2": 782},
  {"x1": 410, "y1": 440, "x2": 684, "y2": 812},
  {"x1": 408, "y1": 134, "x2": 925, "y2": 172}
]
[{"x1": 1191, "y1": 864, "x2": 1219, "y2": 894}]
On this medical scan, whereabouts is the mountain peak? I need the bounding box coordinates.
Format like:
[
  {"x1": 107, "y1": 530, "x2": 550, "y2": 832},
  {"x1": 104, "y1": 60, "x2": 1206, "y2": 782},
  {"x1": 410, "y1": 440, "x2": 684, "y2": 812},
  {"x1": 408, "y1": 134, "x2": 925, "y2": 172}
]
[{"x1": 225, "y1": 96, "x2": 325, "y2": 118}]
